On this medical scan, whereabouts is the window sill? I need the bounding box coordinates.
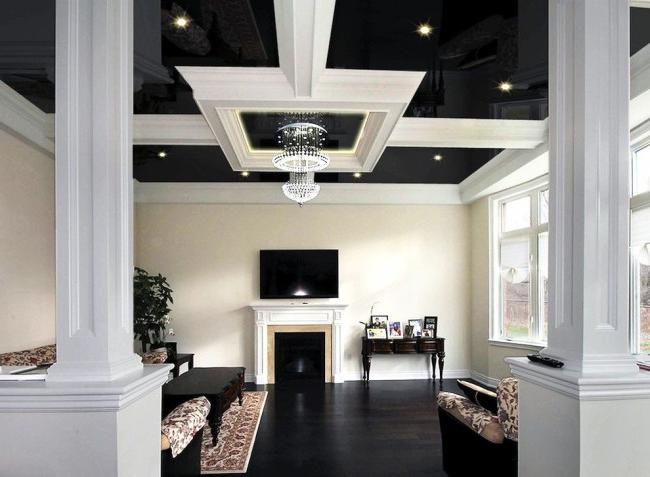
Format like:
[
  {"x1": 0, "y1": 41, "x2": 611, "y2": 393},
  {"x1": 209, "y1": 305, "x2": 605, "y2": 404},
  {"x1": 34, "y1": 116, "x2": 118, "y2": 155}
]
[{"x1": 488, "y1": 339, "x2": 545, "y2": 351}]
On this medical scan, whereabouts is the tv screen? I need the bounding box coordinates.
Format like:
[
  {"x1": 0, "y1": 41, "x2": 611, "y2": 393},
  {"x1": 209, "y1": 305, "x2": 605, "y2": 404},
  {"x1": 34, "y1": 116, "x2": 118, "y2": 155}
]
[{"x1": 260, "y1": 250, "x2": 339, "y2": 299}]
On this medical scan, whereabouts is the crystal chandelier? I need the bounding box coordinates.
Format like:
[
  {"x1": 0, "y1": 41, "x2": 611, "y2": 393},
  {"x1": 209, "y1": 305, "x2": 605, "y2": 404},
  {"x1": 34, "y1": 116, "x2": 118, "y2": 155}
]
[
  {"x1": 273, "y1": 122, "x2": 330, "y2": 172},
  {"x1": 282, "y1": 172, "x2": 320, "y2": 206}
]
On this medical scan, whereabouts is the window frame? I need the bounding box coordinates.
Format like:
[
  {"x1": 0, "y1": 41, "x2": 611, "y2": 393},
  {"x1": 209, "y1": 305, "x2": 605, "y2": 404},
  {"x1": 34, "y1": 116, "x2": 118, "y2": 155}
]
[
  {"x1": 630, "y1": 130, "x2": 650, "y2": 357},
  {"x1": 489, "y1": 176, "x2": 549, "y2": 347}
]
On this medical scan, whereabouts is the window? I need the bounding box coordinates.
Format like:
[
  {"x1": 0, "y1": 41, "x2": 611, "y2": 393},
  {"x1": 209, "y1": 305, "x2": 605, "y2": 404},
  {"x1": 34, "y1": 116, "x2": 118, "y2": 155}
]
[
  {"x1": 631, "y1": 140, "x2": 650, "y2": 354},
  {"x1": 491, "y1": 180, "x2": 549, "y2": 345}
]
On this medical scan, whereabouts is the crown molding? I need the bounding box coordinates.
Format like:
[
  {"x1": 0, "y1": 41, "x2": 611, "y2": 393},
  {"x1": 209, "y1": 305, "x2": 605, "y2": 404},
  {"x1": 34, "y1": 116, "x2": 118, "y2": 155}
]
[
  {"x1": 134, "y1": 181, "x2": 463, "y2": 205},
  {"x1": 0, "y1": 80, "x2": 54, "y2": 156},
  {"x1": 133, "y1": 114, "x2": 217, "y2": 145}
]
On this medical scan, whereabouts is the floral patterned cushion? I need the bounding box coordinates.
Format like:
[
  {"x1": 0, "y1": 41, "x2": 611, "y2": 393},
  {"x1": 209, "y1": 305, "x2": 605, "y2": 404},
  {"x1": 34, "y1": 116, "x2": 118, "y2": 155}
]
[
  {"x1": 161, "y1": 396, "x2": 211, "y2": 458},
  {"x1": 497, "y1": 377, "x2": 519, "y2": 441},
  {"x1": 437, "y1": 392, "x2": 504, "y2": 444},
  {"x1": 141, "y1": 350, "x2": 168, "y2": 364},
  {"x1": 0, "y1": 344, "x2": 56, "y2": 367}
]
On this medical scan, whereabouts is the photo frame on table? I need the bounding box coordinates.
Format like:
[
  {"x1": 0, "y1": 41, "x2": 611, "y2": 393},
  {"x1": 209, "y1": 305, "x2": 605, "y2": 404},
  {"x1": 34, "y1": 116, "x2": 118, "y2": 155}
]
[
  {"x1": 371, "y1": 315, "x2": 389, "y2": 329},
  {"x1": 366, "y1": 327, "x2": 387, "y2": 339},
  {"x1": 424, "y1": 316, "x2": 438, "y2": 337},
  {"x1": 422, "y1": 328, "x2": 435, "y2": 338},
  {"x1": 408, "y1": 319, "x2": 423, "y2": 337},
  {"x1": 388, "y1": 321, "x2": 403, "y2": 338},
  {"x1": 404, "y1": 325, "x2": 414, "y2": 338}
]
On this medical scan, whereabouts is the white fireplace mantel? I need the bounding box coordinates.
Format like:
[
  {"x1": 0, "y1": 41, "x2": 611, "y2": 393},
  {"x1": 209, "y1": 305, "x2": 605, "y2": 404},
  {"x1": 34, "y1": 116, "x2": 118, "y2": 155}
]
[{"x1": 251, "y1": 303, "x2": 347, "y2": 384}]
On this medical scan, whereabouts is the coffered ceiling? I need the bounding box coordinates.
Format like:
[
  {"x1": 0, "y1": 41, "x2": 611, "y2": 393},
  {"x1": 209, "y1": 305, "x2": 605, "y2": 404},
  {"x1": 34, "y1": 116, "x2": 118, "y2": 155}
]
[{"x1": 2, "y1": 1, "x2": 650, "y2": 185}]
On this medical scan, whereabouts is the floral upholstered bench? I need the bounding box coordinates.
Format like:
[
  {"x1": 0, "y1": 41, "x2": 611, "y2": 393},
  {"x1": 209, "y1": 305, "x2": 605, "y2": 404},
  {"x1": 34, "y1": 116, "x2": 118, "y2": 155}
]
[
  {"x1": 0, "y1": 344, "x2": 56, "y2": 367},
  {"x1": 160, "y1": 396, "x2": 211, "y2": 477}
]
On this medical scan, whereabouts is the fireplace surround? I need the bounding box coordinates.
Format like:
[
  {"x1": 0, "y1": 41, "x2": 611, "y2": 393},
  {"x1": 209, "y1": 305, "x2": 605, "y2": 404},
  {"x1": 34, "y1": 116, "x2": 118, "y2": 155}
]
[{"x1": 251, "y1": 303, "x2": 347, "y2": 384}]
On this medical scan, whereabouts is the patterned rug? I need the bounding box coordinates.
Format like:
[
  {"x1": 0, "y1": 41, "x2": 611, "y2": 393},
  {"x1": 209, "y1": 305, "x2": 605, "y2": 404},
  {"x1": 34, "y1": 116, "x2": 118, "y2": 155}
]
[{"x1": 201, "y1": 391, "x2": 267, "y2": 474}]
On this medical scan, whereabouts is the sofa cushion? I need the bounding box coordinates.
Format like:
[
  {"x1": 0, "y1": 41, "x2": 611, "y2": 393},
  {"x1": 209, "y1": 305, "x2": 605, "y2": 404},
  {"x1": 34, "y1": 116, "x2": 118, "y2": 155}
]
[
  {"x1": 0, "y1": 344, "x2": 56, "y2": 367},
  {"x1": 497, "y1": 377, "x2": 519, "y2": 441},
  {"x1": 141, "y1": 350, "x2": 168, "y2": 364},
  {"x1": 437, "y1": 392, "x2": 504, "y2": 444},
  {"x1": 457, "y1": 379, "x2": 498, "y2": 414},
  {"x1": 161, "y1": 396, "x2": 211, "y2": 458}
]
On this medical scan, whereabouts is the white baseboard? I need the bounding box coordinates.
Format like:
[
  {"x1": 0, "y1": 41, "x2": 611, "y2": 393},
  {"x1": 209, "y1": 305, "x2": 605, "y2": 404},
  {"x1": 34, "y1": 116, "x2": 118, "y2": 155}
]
[
  {"x1": 343, "y1": 369, "x2": 470, "y2": 382},
  {"x1": 469, "y1": 370, "x2": 500, "y2": 388}
]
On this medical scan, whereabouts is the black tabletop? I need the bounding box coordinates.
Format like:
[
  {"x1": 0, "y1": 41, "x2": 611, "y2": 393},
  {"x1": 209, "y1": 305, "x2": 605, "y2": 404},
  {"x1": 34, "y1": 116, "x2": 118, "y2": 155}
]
[{"x1": 163, "y1": 367, "x2": 245, "y2": 397}]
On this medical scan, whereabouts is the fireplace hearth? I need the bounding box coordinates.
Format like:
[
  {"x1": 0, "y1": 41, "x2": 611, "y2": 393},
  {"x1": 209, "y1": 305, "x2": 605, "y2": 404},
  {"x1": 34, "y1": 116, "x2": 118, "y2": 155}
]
[{"x1": 274, "y1": 332, "x2": 325, "y2": 383}]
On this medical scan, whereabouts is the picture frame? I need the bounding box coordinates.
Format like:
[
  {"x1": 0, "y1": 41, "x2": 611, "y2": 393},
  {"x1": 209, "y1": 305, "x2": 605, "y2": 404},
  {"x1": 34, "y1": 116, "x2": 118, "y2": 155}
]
[
  {"x1": 388, "y1": 321, "x2": 403, "y2": 339},
  {"x1": 366, "y1": 327, "x2": 387, "y2": 340},
  {"x1": 408, "y1": 319, "x2": 423, "y2": 337},
  {"x1": 370, "y1": 315, "x2": 389, "y2": 329},
  {"x1": 422, "y1": 328, "x2": 435, "y2": 338},
  {"x1": 404, "y1": 325, "x2": 414, "y2": 338},
  {"x1": 424, "y1": 316, "x2": 438, "y2": 338}
]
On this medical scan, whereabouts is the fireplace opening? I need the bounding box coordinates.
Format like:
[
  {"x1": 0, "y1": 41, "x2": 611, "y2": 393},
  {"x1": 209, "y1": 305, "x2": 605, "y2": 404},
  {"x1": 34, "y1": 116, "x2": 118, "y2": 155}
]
[{"x1": 274, "y1": 332, "x2": 325, "y2": 383}]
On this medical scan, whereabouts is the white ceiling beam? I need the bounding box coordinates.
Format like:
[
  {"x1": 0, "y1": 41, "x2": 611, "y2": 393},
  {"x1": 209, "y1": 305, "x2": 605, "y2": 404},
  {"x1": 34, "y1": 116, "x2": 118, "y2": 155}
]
[
  {"x1": 388, "y1": 117, "x2": 547, "y2": 149},
  {"x1": 459, "y1": 142, "x2": 549, "y2": 203},
  {"x1": 0, "y1": 80, "x2": 54, "y2": 156},
  {"x1": 274, "y1": 0, "x2": 336, "y2": 97},
  {"x1": 133, "y1": 114, "x2": 217, "y2": 145}
]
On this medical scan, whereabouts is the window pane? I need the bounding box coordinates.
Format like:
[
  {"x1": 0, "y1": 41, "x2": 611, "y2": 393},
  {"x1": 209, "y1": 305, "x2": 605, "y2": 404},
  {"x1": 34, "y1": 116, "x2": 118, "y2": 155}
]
[
  {"x1": 500, "y1": 239, "x2": 531, "y2": 340},
  {"x1": 502, "y1": 196, "x2": 531, "y2": 232},
  {"x1": 539, "y1": 233, "x2": 549, "y2": 340},
  {"x1": 540, "y1": 189, "x2": 549, "y2": 224},
  {"x1": 640, "y1": 263, "x2": 650, "y2": 353},
  {"x1": 634, "y1": 146, "x2": 650, "y2": 196}
]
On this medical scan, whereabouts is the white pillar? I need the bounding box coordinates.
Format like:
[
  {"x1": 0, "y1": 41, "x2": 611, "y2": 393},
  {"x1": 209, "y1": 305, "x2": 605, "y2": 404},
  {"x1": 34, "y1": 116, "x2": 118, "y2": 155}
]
[
  {"x1": 507, "y1": 1, "x2": 650, "y2": 475},
  {"x1": 0, "y1": 2, "x2": 170, "y2": 475},
  {"x1": 48, "y1": 0, "x2": 142, "y2": 382}
]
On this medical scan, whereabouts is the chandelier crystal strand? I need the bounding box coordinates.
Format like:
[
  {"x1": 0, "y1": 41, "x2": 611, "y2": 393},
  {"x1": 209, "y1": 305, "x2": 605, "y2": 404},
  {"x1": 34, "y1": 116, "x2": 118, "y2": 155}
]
[
  {"x1": 282, "y1": 172, "x2": 320, "y2": 206},
  {"x1": 273, "y1": 122, "x2": 329, "y2": 172}
]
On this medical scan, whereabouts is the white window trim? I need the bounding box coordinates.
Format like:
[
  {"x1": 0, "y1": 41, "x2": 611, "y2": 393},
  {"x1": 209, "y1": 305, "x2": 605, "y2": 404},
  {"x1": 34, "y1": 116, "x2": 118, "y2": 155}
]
[
  {"x1": 489, "y1": 175, "x2": 549, "y2": 347},
  {"x1": 630, "y1": 123, "x2": 650, "y2": 357}
]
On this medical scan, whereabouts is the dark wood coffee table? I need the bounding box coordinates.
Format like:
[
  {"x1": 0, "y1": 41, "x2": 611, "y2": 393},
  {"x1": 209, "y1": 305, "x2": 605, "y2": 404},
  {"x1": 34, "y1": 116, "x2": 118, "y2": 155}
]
[{"x1": 162, "y1": 367, "x2": 245, "y2": 446}]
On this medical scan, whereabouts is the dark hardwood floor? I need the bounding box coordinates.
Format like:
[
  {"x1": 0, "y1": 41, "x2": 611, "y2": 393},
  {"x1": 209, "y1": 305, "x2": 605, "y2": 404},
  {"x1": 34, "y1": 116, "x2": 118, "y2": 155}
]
[{"x1": 230, "y1": 379, "x2": 461, "y2": 477}]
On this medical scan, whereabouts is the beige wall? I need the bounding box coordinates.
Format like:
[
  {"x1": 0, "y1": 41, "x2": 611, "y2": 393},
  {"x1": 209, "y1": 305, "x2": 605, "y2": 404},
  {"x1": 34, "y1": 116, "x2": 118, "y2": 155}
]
[
  {"x1": 0, "y1": 130, "x2": 55, "y2": 353},
  {"x1": 135, "y1": 203, "x2": 472, "y2": 379},
  {"x1": 469, "y1": 197, "x2": 540, "y2": 382}
]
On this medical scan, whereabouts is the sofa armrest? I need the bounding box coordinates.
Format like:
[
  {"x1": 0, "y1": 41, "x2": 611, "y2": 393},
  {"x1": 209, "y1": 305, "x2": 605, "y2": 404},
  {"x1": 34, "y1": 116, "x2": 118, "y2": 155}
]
[
  {"x1": 437, "y1": 392, "x2": 504, "y2": 444},
  {"x1": 497, "y1": 377, "x2": 519, "y2": 441}
]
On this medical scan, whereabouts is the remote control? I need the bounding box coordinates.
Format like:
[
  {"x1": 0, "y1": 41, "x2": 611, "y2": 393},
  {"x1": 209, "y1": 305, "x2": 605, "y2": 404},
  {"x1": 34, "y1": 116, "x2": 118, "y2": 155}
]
[{"x1": 527, "y1": 354, "x2": 564, "y2": 368}]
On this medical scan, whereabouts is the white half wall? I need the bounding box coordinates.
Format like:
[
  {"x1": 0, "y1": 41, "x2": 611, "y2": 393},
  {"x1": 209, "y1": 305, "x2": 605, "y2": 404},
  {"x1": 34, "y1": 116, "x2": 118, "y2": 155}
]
[
  {"x1": 0, "y1": 129, "x2": 54, "y2": 353},
  {"x1": 134, "y1": 203, "x2": 472, "y2": 380}
]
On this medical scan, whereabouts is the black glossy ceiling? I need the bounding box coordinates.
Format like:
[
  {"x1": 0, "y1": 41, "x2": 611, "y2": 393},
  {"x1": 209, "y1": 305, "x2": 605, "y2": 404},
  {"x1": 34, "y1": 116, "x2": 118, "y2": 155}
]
[{"x1": 134, "y1": 145, "x2": 496, "y2": 184}]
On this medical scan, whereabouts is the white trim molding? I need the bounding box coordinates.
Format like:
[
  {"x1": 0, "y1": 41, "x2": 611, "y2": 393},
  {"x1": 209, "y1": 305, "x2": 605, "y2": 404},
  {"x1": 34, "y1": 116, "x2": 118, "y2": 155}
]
[
  {"x1": 251, "y1": 303, "x2": 347, "y2": 384},
  {"x1": 133, "y1": 115, "x2": 217, "y2": 145},
  {"x1": 469, "y1": 370, "x2": 500, "y2": 388},
  {"x1": 345, "y1": 369, "x2": 470, "y2": 382},
  {"x1": 0, "y1": 80, "x2": 54, "y2": 156},
  {"x1": 134, "y1": 181, "x2": 463, "y2": 205}
]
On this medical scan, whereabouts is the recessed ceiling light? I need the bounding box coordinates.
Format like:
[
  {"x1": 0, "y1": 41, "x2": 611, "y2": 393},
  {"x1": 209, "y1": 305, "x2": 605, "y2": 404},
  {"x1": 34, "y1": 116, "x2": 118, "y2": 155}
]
[
  {"x1": 416, "y1": 23, "x2": 433, "y2": 38},
  {"x1": 241, "y1": 171, "x2": 250, "y2": 177},
  {"x1": 498, "y1": 81, "x2": 513, "y2": 92},
  {"x1": 173, "y1": 16, "x2": 190, "y2": 29},
  {"x1": 353, "y1": 172, "x2": 362, "y2": 179},
  {"x1": 157, "y1": 150, "x2": 167, "y2": 159},
  {"x1": 433, "y1": 154, "x2": 443, "y2": 161}
]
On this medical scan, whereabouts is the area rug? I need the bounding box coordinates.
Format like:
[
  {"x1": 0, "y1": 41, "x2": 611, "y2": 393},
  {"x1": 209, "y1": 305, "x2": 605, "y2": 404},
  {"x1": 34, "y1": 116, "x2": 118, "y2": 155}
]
[{"x1": 201, "y1": 391, "x2": 267, "y2": 474}]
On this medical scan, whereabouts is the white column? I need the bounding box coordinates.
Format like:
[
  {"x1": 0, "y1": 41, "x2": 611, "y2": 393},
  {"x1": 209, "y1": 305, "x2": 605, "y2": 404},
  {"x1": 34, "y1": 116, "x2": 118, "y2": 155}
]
[
  {"x1": 0, "y1": 2, "x2": 170, "y2": 475},
  {"x1": 332, "y1": 309, "x2": 344, "y2": 383},
  {"x1": 48, "y1": 0, "x2": 142, "y2": 381},
  {"x1": 507, "y1": 1, "x2": 650, "y2": 475},
  {"x1": 254, "y1": 310, "x2": 269, "y2": 385}
]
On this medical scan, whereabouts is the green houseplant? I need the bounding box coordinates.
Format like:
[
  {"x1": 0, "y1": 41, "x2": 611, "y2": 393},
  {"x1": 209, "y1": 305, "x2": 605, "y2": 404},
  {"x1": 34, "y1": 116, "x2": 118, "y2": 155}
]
[{"x1": 134, "y1": 267, "x2": 174, "y2": 352}]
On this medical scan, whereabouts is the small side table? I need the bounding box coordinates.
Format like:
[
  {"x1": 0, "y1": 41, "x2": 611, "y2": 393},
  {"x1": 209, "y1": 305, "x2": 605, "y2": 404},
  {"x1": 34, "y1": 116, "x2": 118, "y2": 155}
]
[{"x1": 171, "y1": 353, "x2": 194, "y2": 378}]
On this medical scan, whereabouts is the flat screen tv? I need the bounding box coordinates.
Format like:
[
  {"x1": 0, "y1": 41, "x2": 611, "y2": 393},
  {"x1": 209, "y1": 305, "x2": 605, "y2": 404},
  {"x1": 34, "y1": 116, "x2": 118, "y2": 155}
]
[{"x1": 260, "y1": 250, "x2": 339, "y2": 299}]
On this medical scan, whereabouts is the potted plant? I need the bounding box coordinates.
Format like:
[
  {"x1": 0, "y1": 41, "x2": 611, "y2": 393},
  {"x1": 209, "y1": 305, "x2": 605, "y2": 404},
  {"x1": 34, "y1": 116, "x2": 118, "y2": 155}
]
[{"x1": 133, "y1": 267, "x2": 174, "y2": 352}]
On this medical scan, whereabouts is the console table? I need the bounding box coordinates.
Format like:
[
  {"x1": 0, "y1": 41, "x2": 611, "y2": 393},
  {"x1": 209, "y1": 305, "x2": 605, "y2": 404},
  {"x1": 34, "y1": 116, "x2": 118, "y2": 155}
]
[{"x1": 361, "y1": 337, "x2": 445, "y2": 382}]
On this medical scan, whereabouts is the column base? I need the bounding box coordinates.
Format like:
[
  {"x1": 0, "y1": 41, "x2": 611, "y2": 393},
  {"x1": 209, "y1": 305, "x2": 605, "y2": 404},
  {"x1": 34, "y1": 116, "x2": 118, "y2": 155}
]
[
  {"x1": 47, "y1": 352, "x2": 144, "y2": 382},
  {"x1": 0, "y1": 365, "x2": 171, "y2": 476},
  {"x1": 508, "y1": 357, "x2": 650, "y2": 477}
]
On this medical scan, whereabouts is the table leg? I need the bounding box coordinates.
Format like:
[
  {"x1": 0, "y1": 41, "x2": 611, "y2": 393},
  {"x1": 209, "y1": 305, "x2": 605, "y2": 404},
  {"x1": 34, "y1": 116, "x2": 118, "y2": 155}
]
[
  {"x1": 238, "y1": 372, "x2": 244, "y2": 406},
  {"x1": 212, "y1": 413, "x2": 222, "y2": 447},
  {"x1": 438, "y1": 351, "x2": 445, "y2": 382},
  {"x1": 362, "y1": 354, "x2": 372, "y2": 382},
  {"x1": 431, "y1": 353, "x2": 437, "y2": 381}
]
